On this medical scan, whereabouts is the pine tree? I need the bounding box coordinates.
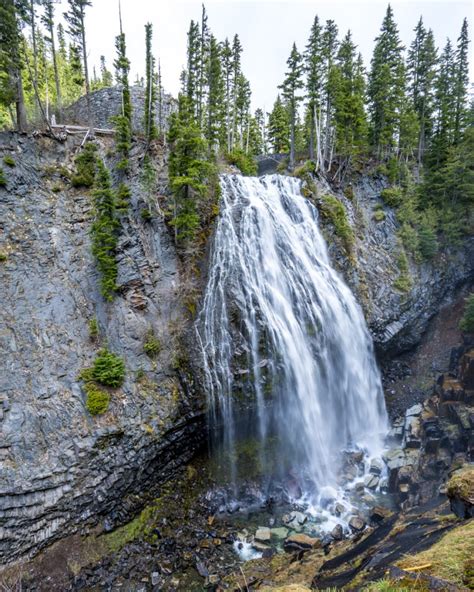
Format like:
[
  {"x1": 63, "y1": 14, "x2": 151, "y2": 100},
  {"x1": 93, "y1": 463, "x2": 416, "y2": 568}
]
[
  {"x1": 197, "y1": 4, "x2": 210, "y2": 128},
  {"x1": 230, "y1": 34, "x2": 243, "y2": 151},
  {"x1": 114, "y1": 17, "x2": 131, "y2": 122},
  {"x1": 100, "y1": 56, "x2": 112, "y2": 87},
  {"x1": 235, "y1": 73, "x2": 251, "y2": 151},
  {"x1": 368, "y1": 4, "x2": 405, "y2": 156},
  {"x1": 453, "y1": 18, "x2": 469, "y2": 143},
  {"x1": 321, "y1": 20, "x2": 339, "y2": 167},
  {"x1": 407, "y1": 19, "x2": 438, "y2": 160},
  {"x1": 0, "y1": 0, "x2": 27, "y2": 130},
  {"x1": 267, "y1": 94, "x2": 290, "y2": 153},
  {"x1": 305, "y1": 15, "x2": 324, "y2": 164},
  {"x1": 207, "y1": 34, "x2": 225, "y2": 150},
  {"x1": 431, "y1": 39, "x2": 456, "y2": 165},
  {"x1": 221, "y1": 38, "x2": 233, "y2": 151},
  {"x1": 64, "y1": 0, "x2": 92, "y2": 123},
  {"x1": 144, "y1": 22, "x2": 157, "y2": 144},
  {"x1": 185, "y1": 19, "x2": 200, "y2": 117},
  {"x1": 280, "y1": 43, "x2": 304, "y2": 168},
  {"x1": 41, "y1": 0, "x2": 63, "y2": 121}
]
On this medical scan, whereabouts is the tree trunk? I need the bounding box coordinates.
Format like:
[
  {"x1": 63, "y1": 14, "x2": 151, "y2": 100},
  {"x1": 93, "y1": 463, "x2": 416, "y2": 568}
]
[
  {"x1": 309, "y1": 104, "x2": 314, "y2": 161},
  {"x1": 80, "y1": 14, "x2": 91, "y2": 125},
  {"x1": 16, "y1": 68, "x2": 27, "y2": 131},
  {"x1": 30, "y1": 0, "x2": 40, "y2": 120},
  {"x1": 49, "y1": 23, "x2": 63, "y2": 122},
  {"x1": 289, "y1": 103, "x2": 295, "y2": 169}
]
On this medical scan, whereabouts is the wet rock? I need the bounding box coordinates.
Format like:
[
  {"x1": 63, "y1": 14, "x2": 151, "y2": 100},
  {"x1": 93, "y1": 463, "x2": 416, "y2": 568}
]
[
  {"x1": 369, "y1": 458, "x2": 384, "y2": 475},
  {"x1": 270, "y1": 527, "x2": 289, "y2": 540},
  {"x1": 334, "y1": 503, "x2": 346, "y2": 516},
  {"x1": 151, "y1": 572, "x2": 160, "y2": 586},
  {"x1": 364, "y1": 474, "x2": 379, "y2": 490},
  {"x1": 331, "y1": 524, "x2": 344, "y2": 540},
  {"x1": 255, "y1": 527, "x2": 271, "y2": 542},
  {"x1": 283, "y1": 533, "x2": 321, "y2": 552},
  {"x1": 369, "y1": 506, "x2": 393, "y2": 523},
  {"x1": 348, "y1": 516, "x2": 365, "y2": 532},
  {"x1": 283, "y1": 510, "x2": 307, "y2": 528}
]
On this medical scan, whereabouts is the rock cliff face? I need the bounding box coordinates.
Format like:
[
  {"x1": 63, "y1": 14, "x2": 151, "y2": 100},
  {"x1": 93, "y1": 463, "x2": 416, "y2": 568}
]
[
  {"x1": 0, "y1": 132, "x2": 204, "y2": 563},
  {"x1": 309, "y1": 173, "x2": 473, "y2": 357}
]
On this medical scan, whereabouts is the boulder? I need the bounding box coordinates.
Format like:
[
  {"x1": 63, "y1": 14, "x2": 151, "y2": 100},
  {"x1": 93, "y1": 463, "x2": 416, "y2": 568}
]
[
  {"x1": 283, "y1": 533, "x2": 321, "y2": 552},
  {"x1": 331, "y1": 524, "x2": 344, "y2": 540},
  {"x1": 348, "y1": 516, "x2": 365, "y2": 532},
  {"x1": 364, "y1": 474, "x2": 380, "y2": 490},
  {"x1": 270, "y1": 527, "x2": 289, "y2": 540},
  {"x1": 255, "y1": 526, "x2": 271, "y2": 542},
  {"x1": 369, "y1": 505, "x2": 393, "y2": 523}
]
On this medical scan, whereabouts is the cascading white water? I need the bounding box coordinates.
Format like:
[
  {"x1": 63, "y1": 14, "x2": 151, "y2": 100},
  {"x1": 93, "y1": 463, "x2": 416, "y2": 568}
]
[{"x1": 197, "y1": 174, "x2": 388, "y2": 498}]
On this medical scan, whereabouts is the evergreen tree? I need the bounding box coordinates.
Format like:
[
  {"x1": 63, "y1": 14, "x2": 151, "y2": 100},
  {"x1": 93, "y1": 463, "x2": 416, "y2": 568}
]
[
  {"x1": 41, "y1": 0, "x2": 62, "y2": 121},
  {"x1": 197, "y1": 4, "x2": 210, "y2": 128},
  {"x1": 144, "y1": 22, "x2": 157, "y2": 143},
  {"x1": 64, "y1": 0, "x2": 92, "y2": 122},
  {"x1": 100, "y1": 55, "x2": 112, "y2": 87},
  {"x1": 235, "y1": 72, "x2": 251, "y2": 151},
  {"x1": 329, "y1": 31, "x2": 368, "y2": 173},
  {"x1": 280, "y1": 43, "x2": 304, "y2": 168},
  {"x1": 407, "y1": 19, "x2": 438, "y2": 160},
  {"x1": 305, "y1": 15, "x2": 323, "y2": 164},
  {"x1": 230, "y1": 34, "x2": 243, "y2": 151},
  {"x1": 185, "y1": 19, "x2": 200, "y2": 117},
  {"x1": 368, "y1": 4, "x2": 405, "y2": 156},
  {"x1": 167, "y1": 94, "x2": 214, "y2": 242},
  {"x1": 453, "y1": 18, "x2": 469, "y2": 143},
  {"x1": 321, "y1": 20, "x2": 339, "y2": 167},
  {"x1": 431, "y1": 39, "x2": 456, "y2": 165},
  {"x1": 0, "y1": 0, "x2": 27, "y2": 130},
  {"x1": 114, "y1": 23, "x2": 131, "y2": 122},
  {"x1": 207, "y1": 34, "x2": 225, "y2": 150},
  {"x1": 221, "y1": 37, "x2": 233, "y2": 151},
  {"x1": 267, "y1": 94, "x2": 290, "y2": 153}
]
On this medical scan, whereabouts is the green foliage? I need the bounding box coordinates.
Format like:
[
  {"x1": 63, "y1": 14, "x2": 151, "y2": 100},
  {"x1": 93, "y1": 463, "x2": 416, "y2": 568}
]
[
  {"x1": 320, "y1": 195, "x2": 354, "y2": 252},
  {"x1": 88, "y1": 318, "x2": 99, "y2": 340},
  {"x1": 90, "y1": 159, "x2": 118, "y2": 300},
  {"x1": 372, "y1": 205, "x2": 386, "y2": 222},
  {"x1": 393, "y1": 249, "x2": 412, "y2": 292},
  {"x1": 418, "y1": 221, "x2": 438, "y2": 259},
  {"x1": 459, "y1": 294, "x2": 474, "y2": 333},
  {"x1": 293, "y1": 160, "x2": 316, "y2": 179},
  {"x1": 380, "y1": 186, "x2": 403, "y2": 207},
  {"x1": 141, "y1": 208, "x2": 152, "y2": 221},
  {"x1": 267, "y1": 95, "x2": 290, "y2": 153},
  {"x1": 3, "y1": 155, "x2": 15, "y2": 167},
  {"x1": 111, "y1": 114, "x2": 131, "y2": 171},
  {"x1": 0, "y1": 167, "x2": 6, "y2": 187},
  {"x1": 83, "y1": 349, "x2": 125, "y2": 388},
  {"x1": 0, "y1": 251, "x2": 8, "y2": 262},
  {"x1": 84, "y1": 383, "x2": 110, "y2": 415},
  {"x1": 71, "y1": 143, "x2": 98, "y2": 188},
  {"x1": 116, "y1": 183, "x2": 131, "y2": 211},
  {"x1": 224, "y1": 149, "x2": 257, "y2": 176},
  {"x1": 144, "y1": 330, "x2": 161, "y2": 357}
]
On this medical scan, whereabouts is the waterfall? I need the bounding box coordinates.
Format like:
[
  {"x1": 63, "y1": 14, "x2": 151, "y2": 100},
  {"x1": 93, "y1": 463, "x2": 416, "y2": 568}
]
[{"x1": 197, "y1": 174, "x2": 388, "y2": 498}]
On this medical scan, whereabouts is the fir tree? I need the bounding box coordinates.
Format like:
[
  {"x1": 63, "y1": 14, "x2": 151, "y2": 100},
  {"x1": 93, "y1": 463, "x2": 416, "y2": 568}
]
[
  {"x1": 114, "y1": 20, "x2": 131, "y2": 122},
  {"x1": 453, "y1": 18, "x2": 469, "y2": 143},
  {"x1": 431, "y1": 39, "x2": 456, "y2": 165},
  {"x1": 0, "y1": 0, "x2": 27, "y2": 130},
  {"x1": 41, "y1": 0, "x2": 63, "y2": 121},
  {"x1": 305, "y1": 15, "x2": 323, "y2": 163},
  {"x1": 230, "y1": 34, "x2": 243, "y2": 151},
  {"x1": 267, "y1": 94, "x2": 290, "y2": 153},
  {"x1": 185, "y1": 19, "x2": 200, "y2": 117},
  {"x1": 321, "y1": 20, "x2": 339, "y2": 167},
  {"x1": 368, "y1": 4, "x2": 405, "y2": 156},
  {"x1": 207, "y1": 34, "x2": 225, "y2": 150},
  {"x1": 144, "y1": 22, "x2": 157, "y2": 144},
  {"x1": 64, "y1": 0, "x2": 92, "y2": 122},
  {"x1": 100, "y1": 56, "x2": 113, "y2": 87},
  {"x1": 221, "y1": 38, "x2": 233, "y2": 151},
  {"x1": 280, "y1": 43, "x2": 304, "y2": 168},
  {"x1": 197, "y1": 4, "x2": 210, "y2": 128}
]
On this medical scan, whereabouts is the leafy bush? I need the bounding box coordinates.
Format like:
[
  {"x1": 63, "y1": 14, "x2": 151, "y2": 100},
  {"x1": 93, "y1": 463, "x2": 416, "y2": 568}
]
[
  {"x1": 3, "y1": 155, "x2": 15, "y2": 167},
  {"x1": 373, "y1": 208, "x2": 386, "y2": 222},
  {"x1": 0, "y1": 252, "x2": 8, "y2": 262},
  {"x1": 144, "y1": 330, "x2": 161, "y2": 357},
  {"x1": 141, "y1": 207, "x2": 152, "y2": 221},
  {"x1": 84, "y1": 383, "x2": 110, "y2": 415},
  {"x1": 71, "y1": 143, "x2": 98, "y2": 187},
  {"x1": 0, "y1": 167, "x2": 6, "y2": 187},
  {"x1": 224, "y1": 149, "x2": 257, "y2": 176},
  {"x1": 88, "y1": 318, "x2": 99, "y2": 340},
  {"x1": 380, "y1": 186, "x2": 403, "y2": 207},
  {"x1": 460, "y1": 294, "x2": 474, "y2": 333},
  {"x1": 320, "y1": 195, "x2": 354, "y2": 252},
  {"x1": 51, "y1": 183, "x2": 62, "y2": 193},
  {"x1": 81, "y1": 349, "x2": 125, "y2": 387},
  {"x1": 293, "y1": 160, "x2": 316, "y2": 179}
]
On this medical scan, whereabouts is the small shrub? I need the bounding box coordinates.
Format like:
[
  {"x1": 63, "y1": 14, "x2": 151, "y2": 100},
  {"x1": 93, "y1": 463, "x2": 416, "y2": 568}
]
[
  {"x1": 373, "y1": 209, "x2": 386, "y2": 222},
  {"x1": 320, "y1": 195, "x2": 354, "y2": 252},
  {"x1": 144, "y1": 330, "x2": 161, "y2": 357},
  {"x1": 459, "y1": 294, "x2": 474, "y2": 333},
  {"x1": 116, "y1": 183, "x2": 131, "y2": 211},
  {"x1": 293, "y1": 160, "x2": 316, "y2": 179},
  {"x1": 0, "y1": 167, "x2": 6, "y2": 187},
  {"x1": 3, "y1": 155, "x2": 15, "y2": 167},
  {"x1": 380, "y1": 186, "x2": 403, "y2": 207},
  {"x1": 393, "y1": 250, "x2": 412, "y2": 292},
  {"x1": 0, "y1": 251, "x2": 8, "y2": 262},
  {"x1": 398, "y1": 223, "x2": 419, "y2": 258},
  {"x1": 84, "y1": 383, "x2": 110, "y2": 415},
  {"x1": 86, "y1": 349, "x2": 125, "y2": 387},
  {"x1": 224, "y1": 149, "x2": 257, "y2": 176},
  {"x1": 141, "y1": 208, "x2": 152, "y2": 221},
  {"x1": 71, "y1": 143, "x2": 98, "y2": 187},
  {"x1": 344, "y1": 185, "x2": 354, "y2": 200},
  {"x1": 88, "y1": 318, "x2": 99, "y2": 341},
  {"x1": 51, "y1": 183, "x2": 62, "y2": 193},
  {"x1": 418, "y1": 224, "x2": 438, "y2": 259}
]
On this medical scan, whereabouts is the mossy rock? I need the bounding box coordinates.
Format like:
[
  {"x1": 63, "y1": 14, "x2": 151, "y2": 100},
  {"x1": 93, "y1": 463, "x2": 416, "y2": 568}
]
[{"x1": 446, "y1": 465, "x2": 474, "y2": 518}]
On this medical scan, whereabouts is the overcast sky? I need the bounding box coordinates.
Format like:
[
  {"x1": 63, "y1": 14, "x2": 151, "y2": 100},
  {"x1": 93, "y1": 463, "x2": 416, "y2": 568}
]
[{"x1": 54, "y1": 0, "x2": 472, "y2": 111}]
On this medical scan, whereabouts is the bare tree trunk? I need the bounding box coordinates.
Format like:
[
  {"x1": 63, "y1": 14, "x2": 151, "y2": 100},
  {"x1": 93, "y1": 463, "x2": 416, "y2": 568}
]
[
  {"x1": 15, "y1": 70, "x2": 27, "y2": 131},
  {"x1": 30, "y1": 0, "x2": 40, "y2": 120},
  {"x1": 80, "y1": 13, "x2": 91, "y2": 125}
]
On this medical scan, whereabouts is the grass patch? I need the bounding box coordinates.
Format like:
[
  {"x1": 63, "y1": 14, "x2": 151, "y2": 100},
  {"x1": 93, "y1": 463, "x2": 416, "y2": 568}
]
[
  {"x1": 3, "y1": 155, "x2": 15, "y2": 167},
  {"x1": 0, "y1": 251, "x2": 7, "y2": 262},
  {"x1": 0, "y1": 167, "x2": 6, "y2": 186},
  {"x1": 319, "y1": 194, "x2": 354, "y2": 253},
  {"x1": 144, "y1": 329, "x2": 161, "y2": 357},
  {"x1": 373, "y1": 204, "x2": 386, "y2": 222},
  {"x1": 396, "y1": 520, "x2": 474, "y2": 587},
  {"x1": 88, "y1": 318, "x2": 99, "y2": 341}
]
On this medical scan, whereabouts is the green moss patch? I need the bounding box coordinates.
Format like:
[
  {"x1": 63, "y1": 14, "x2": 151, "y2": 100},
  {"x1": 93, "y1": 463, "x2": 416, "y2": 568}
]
[
  {"x1": 319, "y1": 194, "x2": 354, "y2": 253},
  {"x1": 84, "y1": 384, "x2": 110, "y2": 415}
]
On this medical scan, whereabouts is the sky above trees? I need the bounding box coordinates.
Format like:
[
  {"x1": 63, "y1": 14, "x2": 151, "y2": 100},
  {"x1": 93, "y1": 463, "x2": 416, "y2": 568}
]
[{"x1": 53, "y1": 0, "x2": 472, "y2": 109}]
